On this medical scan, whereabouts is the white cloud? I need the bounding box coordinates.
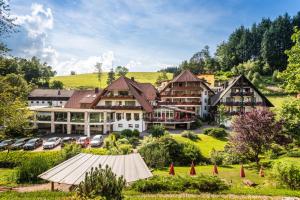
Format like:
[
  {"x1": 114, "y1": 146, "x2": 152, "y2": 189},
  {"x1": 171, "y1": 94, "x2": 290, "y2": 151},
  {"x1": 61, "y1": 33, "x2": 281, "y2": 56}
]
[
  {"x1": 55, "y1": 51, "x2": 115, "y2": 75},
  {"x1": 9, "y1": 3, "x2": 58, "y2": 66}
]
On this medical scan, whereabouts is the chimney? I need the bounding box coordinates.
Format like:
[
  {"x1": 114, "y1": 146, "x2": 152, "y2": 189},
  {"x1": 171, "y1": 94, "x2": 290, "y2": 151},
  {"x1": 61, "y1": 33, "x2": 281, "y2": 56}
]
[
  {"x1": 58, "y1": 90, "x2": 61, "y2": 95},
  {"x1": 131, "y1": 77, "x2": 135, "y2": 82},
  {"x1": 95, "y1": 87, "x2": 99, "y2": 93}
]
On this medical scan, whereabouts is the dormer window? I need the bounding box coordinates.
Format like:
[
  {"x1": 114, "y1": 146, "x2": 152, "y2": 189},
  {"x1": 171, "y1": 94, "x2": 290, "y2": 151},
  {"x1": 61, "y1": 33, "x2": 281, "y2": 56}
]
[{"x1": 119, "y1": 91, "x2": 129, "y2": 96}]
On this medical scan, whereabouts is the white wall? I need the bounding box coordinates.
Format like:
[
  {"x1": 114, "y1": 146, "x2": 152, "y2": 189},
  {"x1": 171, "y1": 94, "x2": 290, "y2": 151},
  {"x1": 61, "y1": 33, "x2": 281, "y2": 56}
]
[
  {"x1": 28, "y1": 100, "x2": 67, "y2": 107},
  {"x1": 113, "y1": 111, "x2": 145, "y2": 132}
]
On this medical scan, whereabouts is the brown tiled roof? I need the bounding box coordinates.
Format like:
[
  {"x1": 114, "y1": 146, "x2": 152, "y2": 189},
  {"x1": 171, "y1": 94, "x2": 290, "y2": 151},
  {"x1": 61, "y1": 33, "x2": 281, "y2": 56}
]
[
  {"x1": 137, "y1": 83, "x2": 158, "y2": 101},
  {"x1": 29, "y1": 89, "x2": 74, "y2": 98},
  {"x1": 64, "y1": 90, "x2": 100, "y2": 108},
  {"x1": 171, "y1": 70, "x2": 201, "y2": 82},
  {"x1": 91, "y1": 76, "x2": 155, "y2": 112}
]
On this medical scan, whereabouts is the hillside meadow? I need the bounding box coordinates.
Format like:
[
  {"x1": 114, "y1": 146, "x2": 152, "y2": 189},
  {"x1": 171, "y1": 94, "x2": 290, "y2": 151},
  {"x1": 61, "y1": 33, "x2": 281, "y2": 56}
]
[{"x1": 51, "y1": 72, "x2": 173, "y2": 89}]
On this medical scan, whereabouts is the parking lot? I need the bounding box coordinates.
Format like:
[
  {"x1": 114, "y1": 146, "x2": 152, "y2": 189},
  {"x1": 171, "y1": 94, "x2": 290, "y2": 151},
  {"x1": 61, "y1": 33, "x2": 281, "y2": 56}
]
[{"x1": 0, "y1": 134, "x2": 107, "y2": 152}]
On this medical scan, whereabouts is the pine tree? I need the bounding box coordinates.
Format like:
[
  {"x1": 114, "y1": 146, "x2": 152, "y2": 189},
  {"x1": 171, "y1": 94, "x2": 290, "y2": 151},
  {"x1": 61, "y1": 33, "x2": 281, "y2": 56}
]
[
  {"x1": 77, "y1": 165, "x2": 126, "y2": 200},
  {"x1": 107, "y1": 68, "x2": 115, "y2": 85}
]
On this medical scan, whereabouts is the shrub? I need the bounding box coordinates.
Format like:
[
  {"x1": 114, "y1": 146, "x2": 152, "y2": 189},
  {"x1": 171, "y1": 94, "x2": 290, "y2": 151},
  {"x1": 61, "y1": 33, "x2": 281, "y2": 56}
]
[
  {"x1": 62, "y1": 143, "x2": 81, "y2": 160},
  {"x1": 203, "y1": 128, "x2": 227, "y2": 139},
  {"x1": 139, "y1": 136, "x2": 205, "y2": 167},
  {"x1": 210, "y1": 149, "x2": 224, "y2": 165},
  {"x1": 131, "y1": 175, "x2": 229, "y2": 193},
  {"x1": 266, "y1": 144, "x2": 285, "y2": 159},
  {"x1": 271, "y1": 161, "x2": 300, "y2": 189},
  {"x1": 0, "y1": 151, "x2": 64, "y2": 168},
  {"x1": 116, "y1": 138, "x2": 130, "y2": 145},
  {"x1": 287, "y1": 149, "x2": 300, "y2": 157},
  {"x1": 181, "y1": 131, "x2": 199, "y2": 141},
  {"x1": 118, "y1": 144, "x2": 133, "y2": 155},
  {"x1": 132, "y1": 129, "x2": 140, "y2": 138},
  {"x1": 127, "y1": 137, "x2": 140, "y2": 148},
  {"x1": 82, "y1": 148, "x2": 108, "y2": 155},
  {"x1": 138, "y1": 141, "x2": 170, "y2": 168},
  {"x1": 17, "y1": 156, "x2": 49, "y2": 183},
  {"x1": 191, "y1": 118, "x2": 202, "y2": 129},
  {"x1": 77, "y1": 165, "x2": 126, "y2": 200},
  {"x1": 120, "y1": 129, "x2": 133, "y2": 138},
  {"x1": 149, "y1": 125, "x2": 165, "y2": 137}
]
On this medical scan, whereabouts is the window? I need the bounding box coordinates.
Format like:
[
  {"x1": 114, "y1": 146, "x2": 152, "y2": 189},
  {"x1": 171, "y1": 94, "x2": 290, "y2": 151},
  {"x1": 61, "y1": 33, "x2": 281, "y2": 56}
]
[
  {"x1": 116, "y1": 113, "x2": 122, "y2": 121},
  {"x1": 204, "y1": 98, "x2": 207, "y2": 103},
  {"x1": 118, "y1": 124, "x2": 123, "y2": 128},
  {"x1": 119, "y1": 91, "x2": 129, "y2": 96},
  {"x1": 125, "y1": 101, "x2": 135, "y2": 106},
  {"x1": 37, "y1": 101, "x2": 39, "y2": 103},
  {"x1": 42, "y1": 101, "x2": 44, "y2": 104},
  {"x1": 204, "y1": 106, "x2": 207, "y2": 111},
  {"x1": 105, "y1": 101, "x2": 112, "y2": 106},
  {"x1": 128, "y1": 124, "x2": 133, "y2": 128},
  {"x1": 135, "y1": 124, "x2": 139, "y2": 128},
  {"x1": 117, "y1": 101, "x2": 122, "y2": 106},
  {"x1": 205, "y1": 91, "x2": 208, "y2": 95},
  {"x1": 134, "y1": 113, "x2": 139, "y2": 121},
  {"x1": 31, "y1": 101, "x2": 33, "y2": 103},
  {"x1": 60, "y1": 101, "x2": 63, "y2": 104},
  {"x1": 126, "y1": 113, "x2": 131, "y2": 121}
]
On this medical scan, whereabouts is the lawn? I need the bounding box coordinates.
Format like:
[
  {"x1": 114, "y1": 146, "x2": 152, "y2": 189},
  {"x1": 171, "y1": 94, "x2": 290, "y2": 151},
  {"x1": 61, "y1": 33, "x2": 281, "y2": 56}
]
[
  {"x1": 171, "y1": 134, "x2": 227, "y2": 158},
  {"x1": 266, "y1": 94, "x2": 297, "y2": 110},
  {"x1": 0, "y1": 168, "x2": 17, "y2": 187},
  {"x1": 51, "y1": 72, "x2": 173, "y2": 89}
]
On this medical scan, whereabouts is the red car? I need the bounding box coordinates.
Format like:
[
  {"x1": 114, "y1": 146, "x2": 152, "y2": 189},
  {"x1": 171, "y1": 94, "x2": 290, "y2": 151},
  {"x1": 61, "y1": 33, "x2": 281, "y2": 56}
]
[{"x1": 76, "y1": 136, "x2": 90, "y2": 148}]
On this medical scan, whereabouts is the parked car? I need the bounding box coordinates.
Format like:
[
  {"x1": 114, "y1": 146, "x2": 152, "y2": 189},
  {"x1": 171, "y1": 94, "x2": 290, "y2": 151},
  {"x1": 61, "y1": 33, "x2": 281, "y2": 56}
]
[
  {"x1": 11, "y1": 138, "x2": 30, "y2": 150},
  {"x1": 90, "y1": 135, "x2": 104, "y2": 147},
  {"x1": 0, "y1": 139, "x2": 15, "y2": 150},
  {"x1": 43, "y1": 137, "x2": 62, "y2": 149},
  {"x1": 77, "y1": 136, "x2": 90, "y2": 148},
  {"x1": 61, "y1": 137, "x2": 76, "y2": 147},
  {"x1": 23, "y1": 138, "x2": 43, "y2": 150}
]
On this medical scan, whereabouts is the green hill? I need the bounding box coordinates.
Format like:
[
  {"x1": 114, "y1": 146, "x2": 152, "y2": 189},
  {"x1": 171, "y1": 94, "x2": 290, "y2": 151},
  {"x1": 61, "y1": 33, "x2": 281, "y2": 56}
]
[{"x1": 51, "y1": 72, "x2": 173, "y2": 89}]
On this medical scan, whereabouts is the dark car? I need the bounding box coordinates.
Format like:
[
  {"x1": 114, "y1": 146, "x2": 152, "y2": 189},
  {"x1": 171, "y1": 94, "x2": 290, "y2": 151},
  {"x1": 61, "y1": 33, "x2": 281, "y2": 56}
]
[
  {"x1": 61, "y1": 137, "x2": 76, "y2": 147},
  {"x1": 23, "y1": 138, "x2": 43, "y2": 150},
  {"x1": 0, "y1": 139, "x2": 15, "y2": 150},
  {"x1": 11, "y1": 138, "x2": 30, "y2": 150},
  {"x1": 76, "y1": 136, "x2": 90, "y2": 148}
]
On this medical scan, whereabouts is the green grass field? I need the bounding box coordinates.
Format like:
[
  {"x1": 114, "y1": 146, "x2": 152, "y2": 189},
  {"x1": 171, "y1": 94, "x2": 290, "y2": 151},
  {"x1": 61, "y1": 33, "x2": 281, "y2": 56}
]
[
  {"x1": 171, "y1": 134, "x2": 227, "y2": 158},
  {"x1": 266, "y1": 94, "x2": 297, "y2": 111},
  {"x1": 51, "y1": 72, "x2": 173, "y2": 89}
]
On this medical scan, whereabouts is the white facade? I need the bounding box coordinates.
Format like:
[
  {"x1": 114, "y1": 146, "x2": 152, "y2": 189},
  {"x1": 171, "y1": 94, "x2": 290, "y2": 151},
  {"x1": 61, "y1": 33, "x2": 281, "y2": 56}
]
[{"x1": 28, "y1": 100, "x2": 67, "y2": 107}]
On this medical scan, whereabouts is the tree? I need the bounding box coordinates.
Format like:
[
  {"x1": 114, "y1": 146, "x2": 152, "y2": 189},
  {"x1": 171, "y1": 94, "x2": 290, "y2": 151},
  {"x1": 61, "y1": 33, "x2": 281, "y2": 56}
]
[
  {"x1": 0, "y1": 75, "x2": 32, "y2": 137},
  {"x1": 95, "y1": 62, "x2": 103, "y2": 88},
  {"x1": 149, "y1": 125, "x2": 165, "y2": 137},
  {"x1": 77, "y1": 165, "x2": 125, "y2": 200},
  {"x1": 278, "y1": 27, "x2": 300, "y2": 93},
  {"x1": 156, "y1": 71, "x2": 168, "y2": 85},
  {"x1": 115, "y1": 66, "x2": 128, "y2": 77},
  {"x1": 0, "y1": 0, "x2": 17, "y2": 54},
  {"x1": 230, "y1": 109, "x2": 282, "y2": 164},
  {"x1": 107, "y1": 68, "x2": 115, "y2": 85},
  {"x1": 50, "y1": 80, "x2": 64, "y2": 89},
  {"x1": 279, "y1": 99, "x2": 300, "y2": 143},
  {"x1": 217, "y1": 104, "x2": 228, "y2": 126}
]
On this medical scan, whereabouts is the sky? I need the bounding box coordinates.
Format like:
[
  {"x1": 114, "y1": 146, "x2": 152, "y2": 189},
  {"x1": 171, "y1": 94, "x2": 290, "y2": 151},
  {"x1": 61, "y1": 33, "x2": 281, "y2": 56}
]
[{"x1": 4, "y1": 0, "x2": 300, "y2": 75}]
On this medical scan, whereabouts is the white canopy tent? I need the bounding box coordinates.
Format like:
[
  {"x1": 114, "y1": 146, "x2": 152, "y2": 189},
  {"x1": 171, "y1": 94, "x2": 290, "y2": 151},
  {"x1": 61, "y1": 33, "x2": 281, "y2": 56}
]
[{"x1": 39, "y1": 153, "x2": 152, "y2": 185}]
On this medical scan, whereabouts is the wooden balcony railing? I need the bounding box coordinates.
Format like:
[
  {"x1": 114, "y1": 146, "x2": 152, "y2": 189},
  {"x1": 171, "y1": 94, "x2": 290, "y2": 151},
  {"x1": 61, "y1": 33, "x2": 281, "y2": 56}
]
[
  {"x1": 158, "y1": 102, "x2": 201, "y2": 106},
  {"x1": 95, "y1": 106, "x2": 143, "y2": 110},
  {"x1": 230, "y1": 92, "x2": 254, "y2": 96},
  {"x1": 145, "y1": 117, "x2": 196, "y2": 122},
  {"x1": 101, "y1": 95, "x2": 134, "y2": 99},
  {"x1": 222, "y1": 102, "x2": 265, "y2": 106},
  {"x1": 160, "y1": 94, "x2": 201, "y2": 97}
]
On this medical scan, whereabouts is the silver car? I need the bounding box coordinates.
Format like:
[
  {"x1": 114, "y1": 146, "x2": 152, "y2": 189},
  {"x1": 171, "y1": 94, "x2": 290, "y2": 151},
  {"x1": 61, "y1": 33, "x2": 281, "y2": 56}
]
[
  {"x1": 43, "y1": 137, "x2": 61, "y2": 149},
  {"x1": 90, "y1": 135, "x2": 104, "y2": 147}
]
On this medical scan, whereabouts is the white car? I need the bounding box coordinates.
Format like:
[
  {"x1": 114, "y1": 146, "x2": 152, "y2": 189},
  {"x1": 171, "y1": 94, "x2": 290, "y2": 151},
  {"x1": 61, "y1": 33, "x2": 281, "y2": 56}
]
[
  {"x1": 90, "y1": 135, "x2": 104, "y2": 147},
  {"x1": 43, "y1": 137, "x2": 61, "y2": 149}
]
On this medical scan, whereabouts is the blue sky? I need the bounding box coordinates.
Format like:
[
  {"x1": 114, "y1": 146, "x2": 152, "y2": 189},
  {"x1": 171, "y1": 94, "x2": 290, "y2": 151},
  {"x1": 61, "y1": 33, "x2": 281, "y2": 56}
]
[{"x1": 5, "y1": 0, "x2": 300, "y2": 74}]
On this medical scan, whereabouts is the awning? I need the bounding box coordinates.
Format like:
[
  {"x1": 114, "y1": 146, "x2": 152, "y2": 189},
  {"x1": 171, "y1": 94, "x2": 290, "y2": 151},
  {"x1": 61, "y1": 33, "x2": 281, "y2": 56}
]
[{"x1": 38, "y1": 153, "x2": 152, "y2": 185}]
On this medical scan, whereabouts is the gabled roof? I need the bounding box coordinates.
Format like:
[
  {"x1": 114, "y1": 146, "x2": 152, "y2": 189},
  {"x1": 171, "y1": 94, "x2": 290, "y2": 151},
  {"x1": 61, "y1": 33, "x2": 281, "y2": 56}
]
[
  {"x1": 39, "y1": 153, "x2": 152, "y2": 184},
  {"x1": 64, "y1": 90, "x2": 101, "y2": 108},
  {"x1": 211, "y1": 75, "x2": 273, "y2": 107},
  {"x1": 171, "y1": 70, "x2": 201, "y2": 82},
  {"x1": 91, "y1": 76, "x2": 155, "y2": 112},
  {"x1": 160, "y1": 70, "x2": 214, "y2": 94},
  {"x1": 29, "y1": 89, "x2": 74, "y2": 98}
]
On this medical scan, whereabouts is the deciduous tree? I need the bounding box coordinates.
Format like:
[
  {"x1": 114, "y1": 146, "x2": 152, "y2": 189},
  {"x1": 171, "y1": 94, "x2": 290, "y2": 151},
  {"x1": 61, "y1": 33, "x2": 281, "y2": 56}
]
[{"x1": 230, "y1": 109, "x2": 282, "y2": 165}]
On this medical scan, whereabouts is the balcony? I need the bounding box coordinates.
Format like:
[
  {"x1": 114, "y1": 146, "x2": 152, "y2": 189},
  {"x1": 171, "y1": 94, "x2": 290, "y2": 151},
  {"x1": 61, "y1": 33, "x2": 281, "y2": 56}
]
[
  {"x1": 95, "y1": 106, "x2": 143, "y2": 110},
  {"x1": 230, "y1": 92, "x2": 254, "y2": 96},
  {"x1": 37, "y1": 115, "x2": 51, "y2": 121},
  {"x1": 172, "y1": 86, "x2": 202, "y2": 91},
  {"x1": 222, "y1": 101, "x2": 265, "y2": 106},
  {"x1": 101, "y1": 95, "x2": 134, "y2": 99},
  {"x1": 161, "y1": 94, "x2": 201, "y2": 97},
  {"x1": 145, "y1": 117, "x2": 196, "y2": 123},
  {"x1": 158, "y1": 102, "x2": 201, "y2": 106}
]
